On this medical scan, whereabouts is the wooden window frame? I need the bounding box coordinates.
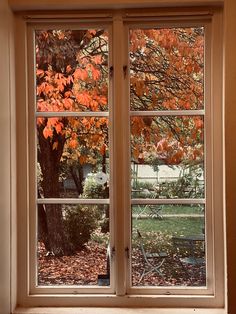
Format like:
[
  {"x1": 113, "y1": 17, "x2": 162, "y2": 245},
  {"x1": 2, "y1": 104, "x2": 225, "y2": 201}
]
[{"x1": 16, "y1": 7, "x2": 225, "y2": 309}]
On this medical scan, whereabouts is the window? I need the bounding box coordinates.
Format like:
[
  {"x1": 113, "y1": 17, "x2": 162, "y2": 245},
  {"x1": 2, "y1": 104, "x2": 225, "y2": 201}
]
[{"x1": 17, "y1": 8, "x2": 224, "y2": 308}]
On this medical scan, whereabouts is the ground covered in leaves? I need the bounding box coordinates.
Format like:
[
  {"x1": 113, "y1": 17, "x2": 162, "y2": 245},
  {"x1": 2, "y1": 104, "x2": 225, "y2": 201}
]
[
  {"x1": 38, "y1": 241, "x2": 205, "y2": 287},
  {"x1": 38, "y1": 242, "x2": 108, "y2": 285}
]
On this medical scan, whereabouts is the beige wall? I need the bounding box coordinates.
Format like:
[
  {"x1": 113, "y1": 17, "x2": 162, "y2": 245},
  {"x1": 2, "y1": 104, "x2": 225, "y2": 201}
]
[
  {"x1": 224, "y1": 0, "x2": 236, "y2": 313},
  {"x1": 8, "y1": 0, "x2": 223, "y2": 11},
  {"x1": 0, "y1": 0, "x2": 15, "y2": 313},
  {"x1": 0, "y1": 0, "x2": 236, "y2": 312}
]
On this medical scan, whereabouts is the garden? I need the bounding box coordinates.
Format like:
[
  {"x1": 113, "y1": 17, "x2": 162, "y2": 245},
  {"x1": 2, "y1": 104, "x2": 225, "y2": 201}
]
[{"x1": 38, "y1": 203, "x2": 206, "y2": 287}]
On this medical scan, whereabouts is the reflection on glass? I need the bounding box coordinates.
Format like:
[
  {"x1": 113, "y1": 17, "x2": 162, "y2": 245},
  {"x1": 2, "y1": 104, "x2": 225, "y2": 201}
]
[
  {"x1": 35, "y1": 29, "x2": 109, "y2": 112},
  {"x1": 131, "y1": 204, "x2": 206, "y2": 287},
  {"x1": 129, "y1": 27, "x2": 204, "y2": 111},
  {"x1": 37, "y1": 204, "x2": 110, "y2": 286},
  {"x1": 131, "y1": 116, "x2": 204, "y2": 199},
  {"x1": 37, "y1": 116, "x2": 109, "y2": 199}
]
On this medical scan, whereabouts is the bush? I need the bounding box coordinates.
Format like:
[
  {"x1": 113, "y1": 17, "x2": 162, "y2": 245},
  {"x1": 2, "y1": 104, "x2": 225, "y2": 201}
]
[
  {"x1": 82, "y1": 174, "x2": 110, "y2": 233},
  {"x1": 64, "y1": 205, "x2": 99, "y2": 251},
  {"x1": 82, "y1": 174, "x2": 108, "y2": 199}
]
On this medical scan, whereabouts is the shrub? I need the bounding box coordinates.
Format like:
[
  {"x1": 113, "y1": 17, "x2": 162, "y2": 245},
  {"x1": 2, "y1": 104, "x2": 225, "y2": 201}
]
[
  {"x1": 82, "y1": 174, "x2": 108, "y2": 199},
  {"x1": 82, "y1": 174, "x2": 110, "y2": 233},
  {"x1": 64, "y1": 205, "x2": 99, "y2": 251}
]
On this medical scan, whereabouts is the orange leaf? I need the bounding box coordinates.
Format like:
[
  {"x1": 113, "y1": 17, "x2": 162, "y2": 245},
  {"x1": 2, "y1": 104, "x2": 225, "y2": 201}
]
[
  {"x1": 92, "y1": 55, "x2": 102, "y2": 65},
  {"x1": 100, "y1": 144, "x2": 106, "y2": 156},
  {"x1": 55, "y1": 123, "x2": 63, "y2": 134},
  {"x1": 74, "y1": 68, "x2": 88, "y2": 81},
  {"x1": 36, "y1": 69, "x2": 44, "y2": 77},
  {"x1": 69, "y1": 139, "x2": 78, "y2": 149},
  {"x1": 43, "y1": 127, "x2": 53, "y2": 139},
  {"x1": 63, "y1": 98, "x2": 73, "y2": 110},
  {"x1": 79, "y1": 155, "x2": 87, "y2": 164}
]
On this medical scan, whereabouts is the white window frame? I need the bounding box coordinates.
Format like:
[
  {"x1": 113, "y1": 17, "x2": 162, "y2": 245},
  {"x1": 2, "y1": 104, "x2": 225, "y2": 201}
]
[{"x1": 16, "y1": 7, "x2": 225, "y2": 309}]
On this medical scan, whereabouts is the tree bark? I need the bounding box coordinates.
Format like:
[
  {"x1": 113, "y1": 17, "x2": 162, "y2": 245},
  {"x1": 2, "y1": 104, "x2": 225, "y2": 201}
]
[
  {"x1": 69, "y1": 164, "x2": 84, "y2": 196},
  {"x1": 37, "y1": 190, "x2": 51, "y2": 252},
  {"x1": 37, "y1": 122, "x2": 72, "y2": 256}
]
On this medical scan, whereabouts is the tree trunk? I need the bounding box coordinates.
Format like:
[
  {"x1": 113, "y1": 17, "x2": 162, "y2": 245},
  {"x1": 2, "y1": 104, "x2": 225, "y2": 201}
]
[
  {"x1": 101, "y1": 154, "x2": 109, "y2": 233},
  {"x1": 70, "y1": 164, "x2": 84, "y2": 196},
  {"x1": 37, "y1": 190, "x2": 51, "y2": 252},
  {"x1": 37, "y1": 123, "x2": 72, "y2": 256}
]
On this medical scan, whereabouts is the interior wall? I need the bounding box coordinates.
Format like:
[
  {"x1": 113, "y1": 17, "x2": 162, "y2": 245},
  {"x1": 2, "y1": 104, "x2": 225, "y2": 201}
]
[
  {"x1": 0, "y1": 0, "x2": 235, "y2": 312},
  {"x1": 8, "y1": 0, "x2": 223, "y2": 11},
  {"x1": 224, "y1": 0, "x2": 236, "y2": 313},
  {"x1": 0, "y1": 0, "x2": 15, "y2": 313}
]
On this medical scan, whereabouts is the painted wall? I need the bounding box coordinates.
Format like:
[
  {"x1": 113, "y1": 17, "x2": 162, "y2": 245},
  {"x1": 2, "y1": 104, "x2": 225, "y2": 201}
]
[
  {"x1": 0, "y1": 0, "x2": 235, "y2": 312},
  {"x1": 9, "y1": 0, "x2": 223, "y2": 11},
  {"x1": 224, "y1": 0, "x2": 236, "y2": 313},
  {"x1": 0, "y1": 1, "x2": 15, "y2": 313}
]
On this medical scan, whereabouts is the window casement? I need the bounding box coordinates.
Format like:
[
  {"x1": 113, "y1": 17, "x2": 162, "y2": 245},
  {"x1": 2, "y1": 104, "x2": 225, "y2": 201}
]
[{"x1": 16, "y1": 8, "x2": 224, "y2": 308}]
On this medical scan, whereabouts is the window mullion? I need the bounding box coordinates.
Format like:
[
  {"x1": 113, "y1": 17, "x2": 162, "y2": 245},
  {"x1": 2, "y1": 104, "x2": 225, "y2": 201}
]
[{"x1": 112, "y1": 13, "x2": 127, "y2": 296}]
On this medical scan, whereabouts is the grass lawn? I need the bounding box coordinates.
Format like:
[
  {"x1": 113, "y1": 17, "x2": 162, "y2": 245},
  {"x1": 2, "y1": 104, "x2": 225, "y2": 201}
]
[
  {"x1": 131, "y1": 216, "x2": 205, "y2": 257},
  {"x1": 132, "y1": 216, "x2": 204, "y2": 237}
]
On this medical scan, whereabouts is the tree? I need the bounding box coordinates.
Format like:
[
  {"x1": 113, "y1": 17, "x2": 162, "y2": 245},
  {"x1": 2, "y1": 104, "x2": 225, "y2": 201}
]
[
  {"x1": 36, "y1": 29, "x2": 109, "y2": 255},
  {"x1": 36, "y1": 27, "x2": 204, "y2": 255}
]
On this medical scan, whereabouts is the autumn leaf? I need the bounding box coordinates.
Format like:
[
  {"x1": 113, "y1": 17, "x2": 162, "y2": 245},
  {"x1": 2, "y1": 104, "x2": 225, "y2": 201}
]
[
  {"x1": 36, "y1": 69, "x2": 44, "y2": 77},
  {"x1": 79, "y1": 155, "x2": 87, "y2": 164},
  {"x1": 100, "y1": 144, "x2": 106, "y2": 156},
  {"x1": 92, "y1": 55, "x2": 102, "y2": 65},
  {"x1": 73, "y1": 68, "x2": 88, "y2": 81},
  {"x1": 43, "y1": 127, "x2": 53, "y2": 139},
  {"x1": 69, "y1": 139, "x2": 78, "y2": 149},
  {"x1": 55, "y1": 122, "x2": 63, "y2": 134}
]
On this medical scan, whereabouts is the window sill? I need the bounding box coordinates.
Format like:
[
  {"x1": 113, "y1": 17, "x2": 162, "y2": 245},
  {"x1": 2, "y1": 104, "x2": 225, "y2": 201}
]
[{"x1": 14, "y1": 308, "x2": 227, "y2": 314}]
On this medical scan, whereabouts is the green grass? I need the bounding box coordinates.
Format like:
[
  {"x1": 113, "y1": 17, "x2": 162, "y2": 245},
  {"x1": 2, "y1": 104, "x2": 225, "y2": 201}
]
[
  {"x1": 132, "y1": 217, "x2": 204, "y2": 237},
  {"x1": 131, "y1": 216, "x2": 205, "y2": 254}
]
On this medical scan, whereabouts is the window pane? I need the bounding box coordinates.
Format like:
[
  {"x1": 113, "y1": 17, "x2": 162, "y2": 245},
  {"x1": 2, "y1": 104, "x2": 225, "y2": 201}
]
[
  {"x1": 131, "y1": 204, "x2": 206, "y2": 287},
  {"x1": 35, "y1": 29, "x2": 109, "y2": 112},
  {"x1": 37, "y1": 116, "x2": 109, "y2": 198},
  {"x1": 131, "y1": 116, "x2": 204, "y2": 199},
  {"x1": 37, "y1": 204, "x2": 110, "y2": 286},
  {"x1": 129, "y1": 27, "x2": 204, "y2": 111}
]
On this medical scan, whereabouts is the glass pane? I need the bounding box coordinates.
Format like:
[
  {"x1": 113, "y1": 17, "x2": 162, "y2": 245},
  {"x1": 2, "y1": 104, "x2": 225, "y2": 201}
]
[
  {"x1": 35, "y1": 29, "x2": 109, "y2": 112},
  {"x1": 129, "y1": 27, "x2": 204, "y2": 111},
  {"x1": 37, "y1": 116, "x2": 109, "y2": 198},
  {"x1": 131, "y1": 116, "x2": 204, "y2": 199},
  {"x1": 131, "y1": 204, "x2": 206, "y2": 287},
  {"x1": 37, "y1": 204, "x2": 110, "y2": 286}
]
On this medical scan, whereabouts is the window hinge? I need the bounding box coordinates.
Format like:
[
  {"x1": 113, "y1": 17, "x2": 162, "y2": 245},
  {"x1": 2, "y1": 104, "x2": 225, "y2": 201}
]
[
  {"x1": 111, "y1": 246, "x2": 115, "y2": 259},
  {"x1": 125, "y1": 247, "x2": 130, "y2": 259},
  {"x1": 123, "y1": 65, "x2": 127, "y2": 78},
  {"x1": 109, "y1": 66, "x2": 114, "y2": 78}
]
